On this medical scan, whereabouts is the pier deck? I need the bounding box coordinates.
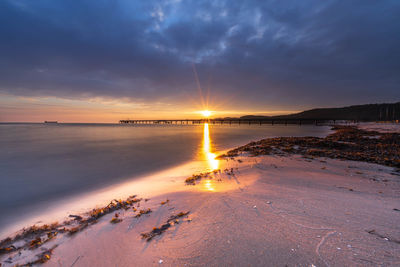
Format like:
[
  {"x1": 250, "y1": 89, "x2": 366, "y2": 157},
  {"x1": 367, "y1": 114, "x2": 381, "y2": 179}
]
[{"x1": 119, "y1": 119, "x2": 343, "y2": 125}]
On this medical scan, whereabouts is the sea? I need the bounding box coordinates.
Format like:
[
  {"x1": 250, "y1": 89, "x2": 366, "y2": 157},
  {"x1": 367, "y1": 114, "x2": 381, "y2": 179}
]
[{"x1": 0, "y1": 122, "x2": 330, "y2": 237}]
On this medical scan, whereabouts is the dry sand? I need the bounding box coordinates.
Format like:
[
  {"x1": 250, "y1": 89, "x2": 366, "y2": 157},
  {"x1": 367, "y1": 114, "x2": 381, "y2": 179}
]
[{"x1": 32, "y1": 155, "x2": 400, "y2": 267}]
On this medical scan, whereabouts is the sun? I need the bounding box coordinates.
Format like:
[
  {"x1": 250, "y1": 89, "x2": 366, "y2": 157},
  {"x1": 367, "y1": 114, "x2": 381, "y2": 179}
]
[{"x1": 201, "y1": 110, "x2": 212, "y2": 117}]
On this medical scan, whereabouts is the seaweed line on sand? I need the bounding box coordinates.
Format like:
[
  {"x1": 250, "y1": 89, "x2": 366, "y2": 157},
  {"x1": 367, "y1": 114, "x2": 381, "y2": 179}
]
[
  {"x1": 218, "y1": 126, "x2": 400, "y2": 169},
  {"x1": 0, "y1": 195, "x2": 142, "y2": 265}
]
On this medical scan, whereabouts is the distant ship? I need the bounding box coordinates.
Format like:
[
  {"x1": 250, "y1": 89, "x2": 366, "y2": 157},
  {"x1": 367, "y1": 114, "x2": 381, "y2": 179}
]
[{"x1": 44, "y1": 121, "x2": 58, "y2": 124}]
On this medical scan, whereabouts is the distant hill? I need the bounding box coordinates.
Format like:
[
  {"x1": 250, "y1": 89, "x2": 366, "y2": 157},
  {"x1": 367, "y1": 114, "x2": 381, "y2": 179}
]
[{"x1": 240, "y1": 102, "x2": 400, "y2": 121}]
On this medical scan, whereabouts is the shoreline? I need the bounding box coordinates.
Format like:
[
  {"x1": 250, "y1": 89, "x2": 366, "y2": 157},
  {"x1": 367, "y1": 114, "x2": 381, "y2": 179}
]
[
  {"x1": 219, "y1": 124, "x2": 400, "y2": 169},
  {"x1": 0, "y1": 157, "x2": 221, "y2": 240},
  {"x1": 1, "y1": 123, "x2": 399, "y2": 266},
  {"x1": 0, "y1": 123, "x2": 332, "y2": 239},
  {"x1": 0, "y1": 123, "x2": 331, "y2": 235}
]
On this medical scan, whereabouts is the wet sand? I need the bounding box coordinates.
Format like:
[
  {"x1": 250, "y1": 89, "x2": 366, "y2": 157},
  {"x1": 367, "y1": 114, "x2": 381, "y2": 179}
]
[
  {"x1": 1, "y1": 125, "x2": 400, "y2": 266},
  {"x1": 47, "y1": 156, "x2": 400, "y2": 267}
]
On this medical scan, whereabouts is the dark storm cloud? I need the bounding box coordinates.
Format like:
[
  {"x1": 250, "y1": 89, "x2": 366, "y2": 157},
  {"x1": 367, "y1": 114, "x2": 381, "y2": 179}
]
[{"x1": 0, "y1": 0, "x2": 399, "y2": 107}]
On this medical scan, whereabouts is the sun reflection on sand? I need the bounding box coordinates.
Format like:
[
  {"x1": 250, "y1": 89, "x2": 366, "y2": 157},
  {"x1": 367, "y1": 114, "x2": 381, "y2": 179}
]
[{"x1": 204, "y1": 179, "x2": 215, "y2": 191}]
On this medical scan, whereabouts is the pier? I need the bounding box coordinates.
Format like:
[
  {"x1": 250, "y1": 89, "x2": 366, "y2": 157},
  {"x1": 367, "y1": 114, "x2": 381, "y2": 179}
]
[{"x1": 119, "y1": 119, "x2": 342, "y2": 125}]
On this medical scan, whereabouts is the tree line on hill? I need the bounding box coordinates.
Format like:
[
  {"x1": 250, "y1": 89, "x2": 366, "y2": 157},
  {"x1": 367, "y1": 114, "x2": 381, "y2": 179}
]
[{"x1": 239, "y1": 102, "x2": 400, "y2": 121}]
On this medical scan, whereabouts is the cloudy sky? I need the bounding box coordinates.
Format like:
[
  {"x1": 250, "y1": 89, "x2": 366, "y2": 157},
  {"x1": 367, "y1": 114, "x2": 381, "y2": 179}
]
[{"x1": 0, "y1": 0, "x2": 399, "y2": 122}]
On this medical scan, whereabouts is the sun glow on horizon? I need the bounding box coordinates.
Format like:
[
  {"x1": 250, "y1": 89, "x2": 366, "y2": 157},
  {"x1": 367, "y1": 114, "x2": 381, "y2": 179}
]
[{"x1": 200, "y1": 110, "x2": 212, "y2": 117}]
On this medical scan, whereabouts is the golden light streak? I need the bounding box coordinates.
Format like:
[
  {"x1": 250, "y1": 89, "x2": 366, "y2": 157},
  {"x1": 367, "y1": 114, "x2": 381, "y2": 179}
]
[
  {"x1": 204, "y1": 179, "x2": 215, "y2": 191},
  {"x1": 198, "y1": 123, "x2": 256, "y2": 193},
  {"x1": 203, "y1": 123, "x2": 219, "y2": 171},
  {"x1": 200, "y1": 123, "x2": 220, "y2": 191}
]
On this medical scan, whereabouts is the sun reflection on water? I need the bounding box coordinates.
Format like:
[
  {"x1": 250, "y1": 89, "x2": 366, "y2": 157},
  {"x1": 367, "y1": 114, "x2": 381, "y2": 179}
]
[
  {"x1": 202, "y1": 123, "x2": 219, "y2": 191},
  {"x1": 203, "y1": 123, "x2": 219, "y2": 171}
]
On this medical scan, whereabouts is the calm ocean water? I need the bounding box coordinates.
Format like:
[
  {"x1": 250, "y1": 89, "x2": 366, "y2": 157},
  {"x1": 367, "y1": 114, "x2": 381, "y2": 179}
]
[{"x1": 0, "y1": 123, "x2": 330, "y2": 232}]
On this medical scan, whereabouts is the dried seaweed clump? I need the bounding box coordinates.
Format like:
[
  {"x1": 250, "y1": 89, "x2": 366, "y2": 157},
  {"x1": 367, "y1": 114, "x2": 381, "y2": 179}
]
[
  {"x1": 0, "y1": 244, "x2": 16, "y2": 255},
  {"x1": 219, "y1": 126, "x2": 400, "y2": 168},
  {"x1": 88, "y1": 196, "x2": 142, "y2": 221},
  {"x1": 141, "y1": 211, "x2": 190, "y2": 241},
  {"x1": 110, "y1": 213, "x2": 122, "y2": 224},
  {"x1": 134, "y1": 208, "x2": 152, "y2": 218},
  {"x1": 160, "y1": 199, "x2": 169, "y2": 205},
  {"x1": 185, "y1": 170, "x2": 219, "y2": 185}
]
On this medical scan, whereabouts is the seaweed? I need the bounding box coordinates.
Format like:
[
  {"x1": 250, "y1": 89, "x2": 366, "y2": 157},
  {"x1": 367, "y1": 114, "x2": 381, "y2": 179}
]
[
  {"x1": 134, "y1": 208, "x2": 152, "y2": 218},
  {"x1": 141, "y1": 223, "x2": 172, "y2": 241},
  {"x1": 16, "y1": 245, "x2": 57, "y2": 266},
  {"x1": 166, "y1": 211, "x2": 190, "y2": 222},
  {"x1": 218, "y1": 126, "x2": 400, "y2": 168},
  {"x1": 160, "y1": 199, "x2": 169, "y2": 205},
  {"x1": 0, "y1": 194, "x2": 142, "y2": 264},
  {"x1": 0, "y1": 245, "x2": 16, "y2": 255},
  {"x1": 185, "y1": 173, "x2": 205, "y2": 185},
  {"x1": 185, "y1": 171, "x2": 215, "y2": 185},
  {"x1": 69, "y1": 215, "x2": 83, "y2": 221},
  {"x1": 110, "y1": 213, "x2": 122, "y2": 224},
  {"x1": 67, "y1": 223, "x2": 88, "y2": 235},
  {"x1": 29, "y1": 237, "x2": 42, "y2": 249},
  {"x1": 141, "y1": 211, "x2": 190, "y2": 241},
  {"x1": 224, "y1": 168, "x2": 234, "y2": 175}
]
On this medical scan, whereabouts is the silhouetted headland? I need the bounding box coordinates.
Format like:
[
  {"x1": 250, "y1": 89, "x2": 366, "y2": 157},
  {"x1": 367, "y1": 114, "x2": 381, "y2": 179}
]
[{"x1": 241, "y1": 102, "x2": 400, "y2": 121}]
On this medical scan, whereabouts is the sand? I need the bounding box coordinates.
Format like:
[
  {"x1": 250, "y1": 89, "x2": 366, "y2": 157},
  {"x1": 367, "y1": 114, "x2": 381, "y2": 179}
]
[
  {"x1": 32, "y1": 155, "x2": 400, "y2": 267},
  {"x1": 357, "y1": 122, "x2": 400, "y2": 133}
]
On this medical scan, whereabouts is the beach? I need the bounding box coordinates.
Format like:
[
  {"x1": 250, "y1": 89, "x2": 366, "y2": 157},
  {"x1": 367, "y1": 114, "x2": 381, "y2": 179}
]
[
  {"x1": 0, "y1": 123, "x2": 330, "y2": 234},
  {"x1": 0, "y1": 123, "x2": 208, "y2": 231},
  {"x1": 2, "y1": 1, "x2": 399, "y2": 265},
  {"x1": 3, "y1": 1, "x2": 400, "y2": 265},
  {"x1": 1, "y1": 124, "x2": 399, "y2": 266}
]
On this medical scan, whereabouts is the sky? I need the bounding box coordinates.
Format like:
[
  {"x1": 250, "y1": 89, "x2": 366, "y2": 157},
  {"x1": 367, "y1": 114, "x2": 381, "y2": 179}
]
[{"x1": 0, "y1": 0, "x2": 399, "y2": 122}]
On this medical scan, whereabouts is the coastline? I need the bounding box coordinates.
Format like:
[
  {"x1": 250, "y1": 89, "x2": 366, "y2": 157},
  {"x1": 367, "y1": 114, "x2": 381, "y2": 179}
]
[
  {"x1": 0, "y1": 123, "x2": 331, "y2": 235},
  {"x1": 0, "y1": 156, "x2": 230, "y2": 240},
  {"x1": 1, "y1": 123, "x2": 399, "y2": 266}
]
